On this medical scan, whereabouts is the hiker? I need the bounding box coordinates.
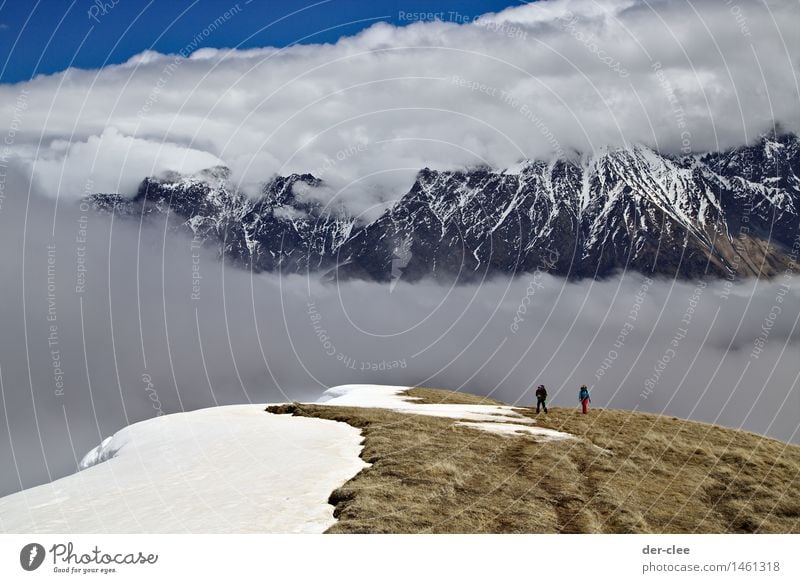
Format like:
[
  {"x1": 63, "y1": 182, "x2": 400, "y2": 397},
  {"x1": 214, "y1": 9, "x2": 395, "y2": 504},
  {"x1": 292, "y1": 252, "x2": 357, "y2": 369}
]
[
  {"x1": 579, "y1": 385, "x2": 591, "y2": 414},
  {"x1": 535, "y1": 385, "x2": 548, "y2": 414}
]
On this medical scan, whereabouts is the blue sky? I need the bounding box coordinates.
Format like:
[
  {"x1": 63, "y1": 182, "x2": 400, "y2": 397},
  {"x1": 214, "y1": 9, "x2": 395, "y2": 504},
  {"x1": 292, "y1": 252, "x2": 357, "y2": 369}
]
[{"x1": 0, "y1": 0, "x2": 525, "y2": 83}]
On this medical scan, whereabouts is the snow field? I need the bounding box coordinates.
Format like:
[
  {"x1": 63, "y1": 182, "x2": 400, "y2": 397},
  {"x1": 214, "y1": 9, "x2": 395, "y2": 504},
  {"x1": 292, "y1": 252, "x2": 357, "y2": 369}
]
[{"x1": 0, "y1": 406, "x2": 367, "y2": 533}]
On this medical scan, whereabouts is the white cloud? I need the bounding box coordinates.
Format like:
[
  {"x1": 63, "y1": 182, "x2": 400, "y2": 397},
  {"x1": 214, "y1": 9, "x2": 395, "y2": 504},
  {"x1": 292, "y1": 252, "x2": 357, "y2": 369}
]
[
  {"x1": 29, "y1": 127, "x2": 224, "y2": 196},
  {"x1": 0, "y1": 0, "x2": 797, "y2": 210},
  {"x1": 1, "y1": 184, "x2": 798, "y2": 496},
  {"x1": 0, "y1": 163, "x2": 797, "y2": 497}
]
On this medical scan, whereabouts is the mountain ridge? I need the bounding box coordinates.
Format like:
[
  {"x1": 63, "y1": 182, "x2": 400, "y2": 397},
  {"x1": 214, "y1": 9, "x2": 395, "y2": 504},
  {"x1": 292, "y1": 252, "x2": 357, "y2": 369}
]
[{"x1": 87, "y1": 131, "x2": 800, "y2": 282}]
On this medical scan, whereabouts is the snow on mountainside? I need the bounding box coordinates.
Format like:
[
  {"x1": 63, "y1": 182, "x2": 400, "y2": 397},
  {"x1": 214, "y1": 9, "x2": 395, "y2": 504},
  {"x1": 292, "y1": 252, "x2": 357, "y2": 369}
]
[
  {"x1": 318, "y1": 385, "x2": 571, "y2": 439},
  {"x1": 87, "y1": 131, "x2": 800, "y2": 281},
  {"x1": 2, "y1": 385, "x2": 798, "y2": 534},
  {"x1": 0, "y1": 405, "x2": 367, "y2": 533},
  {"x1": 0, "y1": 385, "x2": 569, "y2": 533}
]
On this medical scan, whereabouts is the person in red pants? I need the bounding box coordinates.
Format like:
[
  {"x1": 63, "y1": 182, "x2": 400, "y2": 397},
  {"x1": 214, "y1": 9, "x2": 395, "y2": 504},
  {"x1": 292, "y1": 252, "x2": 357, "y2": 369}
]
[{"x1": 579, "y1": 385, "x2": 590, "y2": 414}]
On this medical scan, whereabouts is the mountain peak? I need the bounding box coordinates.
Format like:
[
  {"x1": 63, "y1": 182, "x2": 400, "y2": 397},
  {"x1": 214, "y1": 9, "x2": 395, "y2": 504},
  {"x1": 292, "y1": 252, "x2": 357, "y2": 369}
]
[{"x1": 86, "y1": 133, "x2": 800, "y2": 282}]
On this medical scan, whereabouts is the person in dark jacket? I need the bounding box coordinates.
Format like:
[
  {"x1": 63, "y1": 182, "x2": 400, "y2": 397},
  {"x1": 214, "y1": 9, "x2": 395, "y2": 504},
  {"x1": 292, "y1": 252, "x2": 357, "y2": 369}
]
[
  {"x1": 535, "y1": 385, "x2": 548, "y2": 414},
  {"x1": 579, "y1": 385, "x2": 590, "y2": 414}
]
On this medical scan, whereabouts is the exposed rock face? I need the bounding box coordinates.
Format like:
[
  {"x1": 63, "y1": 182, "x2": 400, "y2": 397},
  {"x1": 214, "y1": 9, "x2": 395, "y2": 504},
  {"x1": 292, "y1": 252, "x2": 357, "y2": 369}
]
[{"x1": 87, "y1": 132, "x2": 800, "y2": 282}]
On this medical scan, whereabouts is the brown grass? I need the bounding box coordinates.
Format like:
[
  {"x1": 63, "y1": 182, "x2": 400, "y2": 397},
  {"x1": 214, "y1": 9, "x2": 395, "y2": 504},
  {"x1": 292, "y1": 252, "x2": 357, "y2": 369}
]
[
  {"x1": 267, "y1": 390, "x2": 800, "y2": 533},
  {"x1": 403, "y1": 386, "x2": 508, "y2": 406}
]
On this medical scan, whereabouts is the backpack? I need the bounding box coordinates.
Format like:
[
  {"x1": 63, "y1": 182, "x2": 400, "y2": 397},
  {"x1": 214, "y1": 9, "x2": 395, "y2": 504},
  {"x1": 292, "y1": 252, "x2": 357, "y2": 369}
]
[
  {"x1": 579, "y1": 388, "x2": 589, "y2": 400},
  {"x1": 536, "y1": 387, "x2": 547, "y2": 399}
]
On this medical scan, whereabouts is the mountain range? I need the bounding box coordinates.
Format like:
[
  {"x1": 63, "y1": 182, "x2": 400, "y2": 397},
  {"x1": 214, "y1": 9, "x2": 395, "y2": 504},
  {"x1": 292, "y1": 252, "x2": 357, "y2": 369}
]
[{"x1": 87, "y1": 131, "x2": 800, "y2": 282}]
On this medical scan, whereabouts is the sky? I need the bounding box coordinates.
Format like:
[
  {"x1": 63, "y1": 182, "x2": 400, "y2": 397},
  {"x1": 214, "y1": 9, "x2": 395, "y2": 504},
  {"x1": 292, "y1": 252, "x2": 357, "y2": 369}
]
[
  {"x1": 1, "y1": 0, "x2": 797, "y2": 210},
  {"x1": 0, "y1": 0, "x2": 526, "y2": 83}
]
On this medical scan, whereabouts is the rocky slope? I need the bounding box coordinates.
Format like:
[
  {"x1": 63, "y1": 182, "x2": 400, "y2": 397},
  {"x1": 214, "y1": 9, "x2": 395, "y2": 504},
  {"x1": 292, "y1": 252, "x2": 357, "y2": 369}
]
[{"x1": 87, "y1": 131, "x2": 800, "y2": 281}]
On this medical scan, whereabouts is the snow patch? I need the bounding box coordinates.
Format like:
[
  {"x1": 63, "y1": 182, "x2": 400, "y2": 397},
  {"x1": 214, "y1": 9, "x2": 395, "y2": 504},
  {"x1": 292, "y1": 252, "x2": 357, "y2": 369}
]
[
  {"x1": 273, "y1": 205, "x2": 308, "y2": 220},
  {"x1": 498, "y1": 160, "x2": 532, "y2": 175},
  {"x1": 78, "y1": 435, "x2": 125, "y2": 470},
  {"x1": 315, "y1": 384, "x2": 570, "y2": 437},
  {"x1": 0, "y1": 405, "x2": 366, "y2": 533},
  {"x1": 457, "y1": 421, "x2": 572, "y2": 441}
]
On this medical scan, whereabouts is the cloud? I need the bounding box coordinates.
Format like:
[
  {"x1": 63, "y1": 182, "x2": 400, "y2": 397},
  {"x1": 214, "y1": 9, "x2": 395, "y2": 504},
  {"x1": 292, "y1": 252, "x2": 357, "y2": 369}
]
[
  {"x1": 30, "y1": 127, "x2": 224, "y2": 197},
  {"x1": 0, "y1": 0, "x2": 797, "y2": 212},
  {"x1": 0, "y1": 167, "x2": 797, "y2": 497}
]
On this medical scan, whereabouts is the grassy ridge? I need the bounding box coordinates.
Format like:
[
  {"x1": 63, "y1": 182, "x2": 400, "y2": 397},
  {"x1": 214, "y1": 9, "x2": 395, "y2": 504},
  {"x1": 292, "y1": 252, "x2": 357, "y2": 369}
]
[{"x1": 267, "y1": 388, "x2": 800, "y2": 533}]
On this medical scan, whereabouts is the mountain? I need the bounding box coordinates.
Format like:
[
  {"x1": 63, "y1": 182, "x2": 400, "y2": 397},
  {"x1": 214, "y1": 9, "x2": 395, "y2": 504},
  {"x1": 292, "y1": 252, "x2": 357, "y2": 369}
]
[
  {"x1": 88, "y1": 166, "x2": 356, "y2": 273},
  {"x1": 87, "y1": 131, "x2": 800, "y2": 281},
  {"x1": 4, "y1": 385, "x2": 797, "y2": 533}
]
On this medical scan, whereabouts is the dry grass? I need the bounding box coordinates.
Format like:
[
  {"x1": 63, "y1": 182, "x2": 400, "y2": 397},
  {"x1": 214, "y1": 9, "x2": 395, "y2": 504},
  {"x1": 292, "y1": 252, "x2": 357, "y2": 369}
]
[
  {"x1": 267, "y1": 390, "x2": 800, "y2": 533},
  {"x1": 403, "y1": 386, "x2": 508, "y2": 406}
]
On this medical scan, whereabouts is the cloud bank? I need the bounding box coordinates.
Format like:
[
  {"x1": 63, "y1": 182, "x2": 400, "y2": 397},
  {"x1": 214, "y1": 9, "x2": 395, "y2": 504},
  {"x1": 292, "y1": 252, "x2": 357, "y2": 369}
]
[
  {"x1": 0, "y1": 0, "x2": 798, "y2": 211},
  {"x1": 0, "y1": 170, "x2": 798, "y2": 497}
]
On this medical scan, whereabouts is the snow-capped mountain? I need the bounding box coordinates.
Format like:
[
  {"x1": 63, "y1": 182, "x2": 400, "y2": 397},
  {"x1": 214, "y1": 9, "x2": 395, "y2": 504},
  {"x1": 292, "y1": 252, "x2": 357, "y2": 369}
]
[
  {"x1": 89, "y1": 166, "x2": 356, "y2": 272},
  {"x1": 87, "y1": 131, "x2": 800, "y2": 281}
]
